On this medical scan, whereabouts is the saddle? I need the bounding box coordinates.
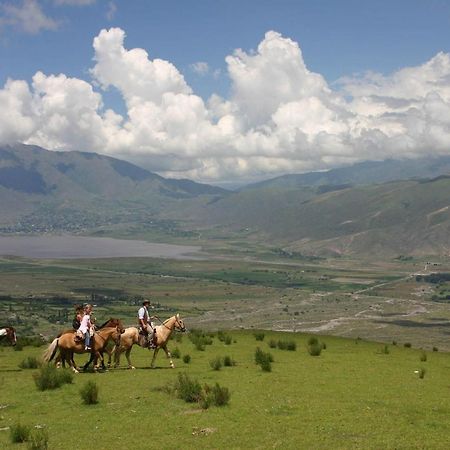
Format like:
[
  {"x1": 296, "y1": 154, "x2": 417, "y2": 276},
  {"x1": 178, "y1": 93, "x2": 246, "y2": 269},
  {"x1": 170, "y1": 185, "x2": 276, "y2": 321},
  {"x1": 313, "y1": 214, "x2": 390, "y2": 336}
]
[{"x1": 74, "y1": 330, "x2": 84, "y2": 343}]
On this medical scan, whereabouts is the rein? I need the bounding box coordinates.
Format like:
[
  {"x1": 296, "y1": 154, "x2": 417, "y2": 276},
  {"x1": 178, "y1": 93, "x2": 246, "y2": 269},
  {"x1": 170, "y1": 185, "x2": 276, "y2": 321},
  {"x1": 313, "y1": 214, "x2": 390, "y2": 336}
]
[{"x1": 154, "y1": 316, "x2": 185, "y2": 332}]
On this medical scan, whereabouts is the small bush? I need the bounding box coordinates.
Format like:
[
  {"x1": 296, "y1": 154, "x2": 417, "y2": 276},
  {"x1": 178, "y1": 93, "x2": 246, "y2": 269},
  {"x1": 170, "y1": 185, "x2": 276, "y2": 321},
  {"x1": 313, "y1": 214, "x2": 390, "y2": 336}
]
[
  {"x1": 420, "y1": 352, "x2": 427, "y2": 362},
  {"x1": 255, "y1": 347, "x2": 273, "y2": 371},
  {"x1": 322, "y1": 342, "x2": 327, "y2": 350},
  {"x1": 277, "y1": 340, "x2": 288, "y2": 350},
  {"x1": 182, "y1": 354, "x2": 191, "y2": 364},
  {"x1": 419, "y1": 368, "x2": 426, "y2": 379},
  {"x1": 381, "y1": 345, "x2": 390, "y2": 355},
  {"x1": 392, "y1": 340, "x2": 397, "y2": 346},
  {"x1": 195, "y1": 342, "x2": 205, "y2": 351},
  {"x1": 171, "y1": 347, "x2": 181, "y2": 359},
  {"x1": 10, "y1": 422, "x2": 30, "y2": 443},
  {"x1": 433, "y1": 346, "x2": 439, "y2": 352},
  {"x1": 28, "y1": 428, "x2": 49, "y2": 450},
  {"x1": 80, "y1": 380, "x2": 99, "y2": 405},
  {"x1": 308, "y1": 343, "x2": 322, "y2": 356},
  {"x1": 33, "y1": 366, "x2": 73, "y2": 391},
  {"x1": 404, "y1": 342, "x2": 412, "y2": 348},
  {"x1": 268, "y1": 339, "x2": 277, "y2": 348},
  {"x1": 223, "y1": 355, "x2": 236, "y2": 367},
  {"x1": 19, "y1": 356, "x2": 41, "y2": 369},
  {"x1": 174, "y1": 373, "x2": 202, "y2": 403},
  {"x1": 209, "y1": 383, "x2": 231, "y2": 406},
  {"x1": 307, "y1": 336, "x2": 319, "y2": 346},
  {"x1": 254, "y1": 332, "x2": 265, "y2": 341},
  {"x1": 224, "y1": 335, "x2": 232, "y2": 345},
  {"x1": 13, "y1": 341, "x2": 24, "y2": 351},
  {"x1": 209, "y1": 357, "x2": 223, "y2": 371}
]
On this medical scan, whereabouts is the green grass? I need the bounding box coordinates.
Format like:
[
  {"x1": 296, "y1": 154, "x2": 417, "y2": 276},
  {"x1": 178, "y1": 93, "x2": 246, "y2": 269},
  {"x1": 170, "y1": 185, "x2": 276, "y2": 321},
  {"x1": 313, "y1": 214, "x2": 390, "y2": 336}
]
[{"x1": 1, "y1": 330, "x2": 450, "y2": 449}]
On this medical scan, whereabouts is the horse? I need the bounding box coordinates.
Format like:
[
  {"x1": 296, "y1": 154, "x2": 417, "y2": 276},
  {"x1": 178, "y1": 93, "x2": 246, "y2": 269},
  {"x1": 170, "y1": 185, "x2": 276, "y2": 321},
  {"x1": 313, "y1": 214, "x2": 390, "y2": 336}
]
[
  {"x1": 108, "y1": 314, "x2": 186, "y2": 369},
  {"x1": 43, "y1": 319, "x2": 124, "y2": 373},
  {"x1": 0, "y1": 326, "x2": 17, "y2": 346}
]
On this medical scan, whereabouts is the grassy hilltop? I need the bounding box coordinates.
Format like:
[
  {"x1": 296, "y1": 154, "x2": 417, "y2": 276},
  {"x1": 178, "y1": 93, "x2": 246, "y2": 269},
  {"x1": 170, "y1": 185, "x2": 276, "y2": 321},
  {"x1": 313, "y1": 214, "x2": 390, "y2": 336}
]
[{"x1": 1, "y1": 330, "x2": 449, "y2": 449}]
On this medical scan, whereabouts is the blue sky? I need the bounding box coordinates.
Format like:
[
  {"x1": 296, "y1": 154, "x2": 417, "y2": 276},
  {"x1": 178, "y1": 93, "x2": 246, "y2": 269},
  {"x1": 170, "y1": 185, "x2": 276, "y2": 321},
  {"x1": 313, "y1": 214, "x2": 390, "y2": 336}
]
[{"x1": 1, "y1": 0, "x2": 450, "y2": 183}]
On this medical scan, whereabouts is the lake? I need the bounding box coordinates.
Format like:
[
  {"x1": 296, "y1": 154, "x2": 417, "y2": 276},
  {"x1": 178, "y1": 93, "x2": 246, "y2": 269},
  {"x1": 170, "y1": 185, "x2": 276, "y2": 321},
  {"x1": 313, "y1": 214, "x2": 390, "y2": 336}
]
[{"x1": 0, "y1": 235, "x2": 204, "y2": 259}]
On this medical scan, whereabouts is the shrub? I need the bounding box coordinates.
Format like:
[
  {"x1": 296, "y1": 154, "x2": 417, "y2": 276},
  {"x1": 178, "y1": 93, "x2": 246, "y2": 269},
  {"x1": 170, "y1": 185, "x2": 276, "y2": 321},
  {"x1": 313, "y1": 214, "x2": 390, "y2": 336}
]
[
  {"x1": 10, "y1": 422, "x2": 30, "y2": 443},
  {"x1": 255, "y1": 347, "x2": 273, "y2": 371},
  {"x1": 287, "y1": 341, "x2": 297, "y2": 351},
  {"x1": 189, "y1": 330, "x2": 213, "y2": 350},
  {"x1": 223, "y1": 355, "x2": 236, "y2": 367},
  {"x1": 174, "y1": 373, "x2": 202, "y2": 403},
  {"x1": 419, "y1": 368, "x2": 426, "y2": 379},
  {"x1": 171, "y1": 347, "x2": 181, "y2": 359},
  {"x1": 404, "y1": 342, "x2": 412, "y2": 348},
  {"x1": 433, "y1": 346, "x2": 439, "y2": 352},
  {"x1": 19, "y1": 356, "x2": 41, "y2": 369},
  {"x1": 392, "y1": 340, "x2": 397, "y2": 346},
  {"x1": 209, "y1": 357, "x2": 223, "y2": 371},
  {"x1": 33, "y1": 366, "x2": 73, "y2": 391},
  {"x1": 307, "y1": 336, "x2": 319, "y2": 346},
  {"x1": 381, "y1": 345, "x2": 390, "y2": 355},
  {"x1": 277, "y1": 340, "x2": 288, "y2": 350},
  {"x1": 80, "y1": 380, "x2": 99, "y2": 405},
  {"x1": 254, "y1": 332, "x2": 265, "y2": 341},
  {"x1": 322, "y1": 342, "x2": 327, "y2": 350},
  {"x1": 420, "y1": 352, "x2": 427, "y2": 362},
  {"x1": 202, "y1": 383, "x2": 230, "y2": 407},
  {"x1": 268, "y1": 339, "x2": 277, "y2": 348},
  {"x1": 28, "y1": 428, "x2": 49, "y2": 450},
  {"x1": 182, "y1": 354, "x2": 191, "y2": 364},
  {"x1": 308, "y1": 343, "x2": 322, "y2": 356},
  {"x1": 224, "y1": 335, "x2": 232, "y2": 345},
  {"x1": 13, "y1": 341, "x2": 24, "y2": 351}
]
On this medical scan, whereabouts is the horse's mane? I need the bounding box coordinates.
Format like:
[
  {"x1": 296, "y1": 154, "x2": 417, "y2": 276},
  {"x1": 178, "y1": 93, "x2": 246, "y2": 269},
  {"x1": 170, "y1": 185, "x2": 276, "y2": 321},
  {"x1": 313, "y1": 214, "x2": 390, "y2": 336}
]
[{"x1": 98, "y1": 318, "x2": 116, "y2": 329}]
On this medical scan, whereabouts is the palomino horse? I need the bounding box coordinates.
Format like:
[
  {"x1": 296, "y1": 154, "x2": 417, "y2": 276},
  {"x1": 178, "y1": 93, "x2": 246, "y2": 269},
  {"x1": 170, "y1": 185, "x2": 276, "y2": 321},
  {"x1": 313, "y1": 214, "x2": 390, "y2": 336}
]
[
  {"x1": 109, "y1": 314, "x2": 186, "y2": 369},
  {"x1": 43, "y1": 319, "x2": 124, "y2": 373},
  {"x1": 0, "y1": 326, "x2": 17, "y2": 346}
]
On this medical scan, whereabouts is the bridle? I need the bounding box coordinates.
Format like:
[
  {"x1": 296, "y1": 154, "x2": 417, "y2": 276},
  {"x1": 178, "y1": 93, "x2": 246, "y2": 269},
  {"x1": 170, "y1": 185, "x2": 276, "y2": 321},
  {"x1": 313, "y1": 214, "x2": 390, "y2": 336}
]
[{"x1": 155, "y1": 315, "x2": 186, "y2": 332}]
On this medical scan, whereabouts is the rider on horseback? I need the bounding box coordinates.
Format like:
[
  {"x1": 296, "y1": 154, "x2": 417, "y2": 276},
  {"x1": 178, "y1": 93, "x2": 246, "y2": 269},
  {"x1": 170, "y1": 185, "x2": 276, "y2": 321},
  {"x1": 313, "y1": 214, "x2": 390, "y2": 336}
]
[
  {"x1": 138, "y1": 299, "x2": 157, "y2": 349},
  {"x1": 78, "y1": 304, "x2": 94, "y2": 350}
]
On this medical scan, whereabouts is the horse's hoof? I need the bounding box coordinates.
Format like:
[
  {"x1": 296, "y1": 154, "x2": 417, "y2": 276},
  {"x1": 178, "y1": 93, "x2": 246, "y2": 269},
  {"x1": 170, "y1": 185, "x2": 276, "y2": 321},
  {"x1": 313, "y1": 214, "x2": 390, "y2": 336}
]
[
  {"x1": 73, "y1": 369, "x2": 79, "y2": 374},
  {"x1": 128, "y1": 366, "x2": 136, "y2": 370}
]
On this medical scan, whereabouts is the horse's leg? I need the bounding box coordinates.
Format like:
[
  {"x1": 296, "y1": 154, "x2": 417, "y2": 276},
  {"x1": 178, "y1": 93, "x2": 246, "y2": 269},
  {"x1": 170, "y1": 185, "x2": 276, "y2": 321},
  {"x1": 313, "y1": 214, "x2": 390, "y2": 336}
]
[
  {"x1": 107, "y1": 345, "x2": 114, "y2": 368},
  {"x1": 82, "y1": 352, "x2": 95, "y2": 371},
  {"x1": 125, "y1": 347, "x2": 135, "y2": 369},
  {"x1": 114, "y1": 345, "x2": 123, "y2": 368},
  {"x1": 67, "y1": 350, "x2": 79, "y2": 374},
  {"x1": 55, "y1": 352, "x2": 62, "y2": 369},
  {"x1": 150, "y1": 347, "x2": 159, "y2": 369},
  {"x1": 163, "y1": 345, "x2": 175, "y2": 369}
]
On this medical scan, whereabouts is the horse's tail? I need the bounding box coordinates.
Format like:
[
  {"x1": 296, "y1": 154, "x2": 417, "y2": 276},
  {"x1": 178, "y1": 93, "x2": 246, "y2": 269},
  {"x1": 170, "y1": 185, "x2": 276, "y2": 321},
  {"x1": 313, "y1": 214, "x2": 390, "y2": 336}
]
[{"x1": 42, "y1": 338, "x2": 59, "y2": 363}]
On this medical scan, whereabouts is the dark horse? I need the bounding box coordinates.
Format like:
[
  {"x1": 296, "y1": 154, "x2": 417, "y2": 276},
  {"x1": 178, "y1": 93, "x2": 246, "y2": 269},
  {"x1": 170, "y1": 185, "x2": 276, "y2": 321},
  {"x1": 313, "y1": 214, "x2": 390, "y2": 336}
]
[{"x1": 0, "y1": 327, "x2": 17, "y2": 346}]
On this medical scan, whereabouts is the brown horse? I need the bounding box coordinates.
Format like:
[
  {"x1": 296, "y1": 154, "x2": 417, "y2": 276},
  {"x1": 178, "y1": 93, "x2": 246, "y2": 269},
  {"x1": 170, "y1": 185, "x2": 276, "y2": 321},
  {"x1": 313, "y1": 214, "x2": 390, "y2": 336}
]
[
  {"x1": 43, "y1": 319, "x2": 124, "y2": 373},
  {"x1": 0, "y1": 327, "x2": 17, "y2": 346},
  {"x1": 108, "y1": 314, "x2": 186, "y2": 369}
]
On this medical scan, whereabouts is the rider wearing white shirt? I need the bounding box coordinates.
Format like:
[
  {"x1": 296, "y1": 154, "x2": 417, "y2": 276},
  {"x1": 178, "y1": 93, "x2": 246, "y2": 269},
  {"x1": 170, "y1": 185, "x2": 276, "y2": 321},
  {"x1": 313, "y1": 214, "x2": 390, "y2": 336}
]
[{"x1": 138, "y1": 299, "x2": 156, "y2": 348}]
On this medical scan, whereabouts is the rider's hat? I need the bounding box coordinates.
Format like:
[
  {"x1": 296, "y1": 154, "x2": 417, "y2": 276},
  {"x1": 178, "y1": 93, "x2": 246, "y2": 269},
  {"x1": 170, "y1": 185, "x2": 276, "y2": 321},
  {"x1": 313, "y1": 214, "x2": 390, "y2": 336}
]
[{"x1": 143, "y1": 299, "x2": 150, "y2": 305}]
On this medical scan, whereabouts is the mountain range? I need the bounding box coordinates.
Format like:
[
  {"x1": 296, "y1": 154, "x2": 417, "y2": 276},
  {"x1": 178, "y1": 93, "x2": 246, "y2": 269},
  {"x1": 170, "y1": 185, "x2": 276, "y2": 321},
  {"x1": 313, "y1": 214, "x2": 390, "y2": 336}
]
[{"x1": 1, "y1": 143, "x2": 450, "y2": 258}]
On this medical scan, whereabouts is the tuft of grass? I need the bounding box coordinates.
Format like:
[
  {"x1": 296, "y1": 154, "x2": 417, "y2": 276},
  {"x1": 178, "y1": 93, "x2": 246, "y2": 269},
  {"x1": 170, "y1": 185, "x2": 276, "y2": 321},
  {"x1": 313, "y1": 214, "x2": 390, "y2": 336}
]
[
  {"x1": 10, "y1": 422, "x2": 30, "y2": 443},
  {"x1": 171, "y1": 347, "x2": 181, "y2": 359},
  {"x1": 420, "y1": 352, "x2": 427, "y2": 362},
  {"x1": 33, "y1": 366, "x2": 73, "y2": 391},
  {"x1": 223, "y1": 355, "x2": 236, "y2": 367},
  {"x1": 174, "y1": 373, "x2": 203, "y2": 403},
  {"x1": 182, "y1": 354, "x2": 191, "y2": 364},
  {"x1": 419, "y1": 368, "x2": 426, "y2": 379},
  {"x1": 381, "y1": 345, "x2": 390, "y2": 355},
  {"x1": 28, "y1": 428, "x2": 49, "y2": 450},
  {"x1": 307, "y1": 336, "x2": 319, "y2": 346},
  {"x1": 268, "y1": 339, "x2": 277, "y2": 348},
  {"x1": 80, "y1": 380, "x2": 99, "y2": 405},
  {"x1": 433, "y1": 346, "x2": 438, "y2": 352},
  {"x1": 203, "y1": 383, "x2": 231, "y2": 407},
  {"x1": 255, "y1": 347, "x2": 273, "y2": 372},
  {"x1": 254, "y1": 332, "x2": 265, "y2": 341},
  {"x1": 404, "y1": 342, "x2": 412, "y2": 348},
  {"x1": 209, "y1": 356, "x2": 223, "y2": 371},
  {"x1": 308, "y1": 342, "x2": 323, "y2": 357},
  {"x1": 224, "y1": 335, "x2": 232, "y2": 345},
  {"x1": 19, "y1": 356, "x2": 41, "y2": 369}
]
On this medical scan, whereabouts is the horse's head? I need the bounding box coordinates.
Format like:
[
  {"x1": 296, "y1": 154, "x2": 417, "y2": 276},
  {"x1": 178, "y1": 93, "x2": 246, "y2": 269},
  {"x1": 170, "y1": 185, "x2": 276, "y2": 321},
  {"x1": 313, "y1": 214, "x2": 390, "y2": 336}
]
[{"x1": 174, "y1": 314, "x2": 186, "y2": 332}]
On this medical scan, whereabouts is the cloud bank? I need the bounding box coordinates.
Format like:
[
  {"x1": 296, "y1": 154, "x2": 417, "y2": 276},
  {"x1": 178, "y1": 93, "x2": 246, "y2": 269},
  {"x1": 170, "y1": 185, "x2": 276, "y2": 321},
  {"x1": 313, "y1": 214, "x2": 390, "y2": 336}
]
[{"x1": 1, "y1": 27, "x2": 450, "y2": 183}]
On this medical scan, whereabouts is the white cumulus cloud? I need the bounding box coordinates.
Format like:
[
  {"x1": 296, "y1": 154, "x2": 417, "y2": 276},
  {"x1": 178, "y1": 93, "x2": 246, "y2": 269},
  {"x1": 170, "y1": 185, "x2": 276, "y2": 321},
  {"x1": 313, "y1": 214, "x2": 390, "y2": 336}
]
[{"x1": 2, "y1": 27, "x2": 450, "y2": 183}]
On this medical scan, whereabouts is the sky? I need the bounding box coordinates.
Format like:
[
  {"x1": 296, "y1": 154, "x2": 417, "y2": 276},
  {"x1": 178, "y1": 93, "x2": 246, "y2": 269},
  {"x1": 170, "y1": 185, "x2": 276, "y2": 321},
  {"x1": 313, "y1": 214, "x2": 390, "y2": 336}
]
[{"x1": 1, "y1": 0, "x2": 450, "y2": 185}]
